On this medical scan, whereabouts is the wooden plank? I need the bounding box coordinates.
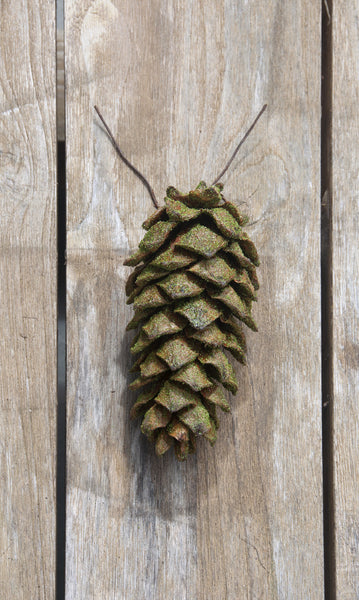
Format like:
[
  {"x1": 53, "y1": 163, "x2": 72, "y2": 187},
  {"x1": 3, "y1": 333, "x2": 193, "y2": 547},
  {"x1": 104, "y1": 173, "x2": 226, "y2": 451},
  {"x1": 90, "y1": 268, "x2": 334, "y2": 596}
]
[
  {"x1": 332, "y1": 2, "x2": 359, "y2": 597},
  {"x1": 0, "y1": 1, "x2": 57, "y2": 598},
  {"x1": 65, "y1": 1, "x2": 323, "y2": 597}
]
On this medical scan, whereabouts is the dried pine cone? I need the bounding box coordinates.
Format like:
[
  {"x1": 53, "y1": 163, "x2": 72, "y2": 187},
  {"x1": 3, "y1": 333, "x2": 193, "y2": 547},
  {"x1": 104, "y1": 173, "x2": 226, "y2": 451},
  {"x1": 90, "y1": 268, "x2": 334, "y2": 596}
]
[{"x1": 124, "y1": 181, "x2": 259, "y2": 460}]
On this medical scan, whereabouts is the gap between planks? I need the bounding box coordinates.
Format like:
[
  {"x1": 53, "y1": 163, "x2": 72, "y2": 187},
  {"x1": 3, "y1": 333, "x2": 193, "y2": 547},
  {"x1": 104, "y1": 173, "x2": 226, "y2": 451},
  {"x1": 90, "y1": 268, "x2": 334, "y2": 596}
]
[{"x1": 321, "y1": 1, "x2": 336, "y2": 598}]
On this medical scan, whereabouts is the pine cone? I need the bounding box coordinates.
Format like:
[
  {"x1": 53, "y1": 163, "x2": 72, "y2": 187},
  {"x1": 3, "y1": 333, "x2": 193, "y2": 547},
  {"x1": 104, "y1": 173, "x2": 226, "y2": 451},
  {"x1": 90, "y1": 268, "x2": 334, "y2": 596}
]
[{"x1": 124, "y1": 181, "x2": 259, "y2": 461}]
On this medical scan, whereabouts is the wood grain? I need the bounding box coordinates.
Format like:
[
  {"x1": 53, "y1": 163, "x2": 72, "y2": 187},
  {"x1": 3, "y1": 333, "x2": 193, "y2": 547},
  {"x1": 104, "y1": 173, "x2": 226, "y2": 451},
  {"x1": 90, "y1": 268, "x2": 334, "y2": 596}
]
[
  {"x1": 65, "y1": 1, "x2": 323, "y2": 597},
  {"x1": 57, "y1": 28, "x2": 65, "y2": 142},
  {"x1": 332, "y1": 2, "x2": 359, "y2": 597},
  {"x1": 0, "y1": 1, "x2": 57, "y2": 598}
]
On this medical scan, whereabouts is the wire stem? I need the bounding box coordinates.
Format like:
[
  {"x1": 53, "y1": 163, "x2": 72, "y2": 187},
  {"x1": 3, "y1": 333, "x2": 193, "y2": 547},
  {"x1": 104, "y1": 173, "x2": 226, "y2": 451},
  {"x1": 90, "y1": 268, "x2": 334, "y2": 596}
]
[
  {"x1": 212, "y1": 104, "x2": 267, "y2": 186},
  {"x1": 94, "y1": 106, "x2": 159, "y2": 209}
]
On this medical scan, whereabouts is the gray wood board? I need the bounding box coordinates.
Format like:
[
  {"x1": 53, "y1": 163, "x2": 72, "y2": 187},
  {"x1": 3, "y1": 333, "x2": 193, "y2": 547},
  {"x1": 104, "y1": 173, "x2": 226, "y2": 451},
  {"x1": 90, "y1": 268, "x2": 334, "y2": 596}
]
[
  {"x1": 0, "y1": 0, "x2": 57, "y2": 598},
  {"x1": 332, "y1": 1, "x2": 359, "y2": 597},
  {"x1": 65, "y1": 1, "x2": 324, "y2": 597}
]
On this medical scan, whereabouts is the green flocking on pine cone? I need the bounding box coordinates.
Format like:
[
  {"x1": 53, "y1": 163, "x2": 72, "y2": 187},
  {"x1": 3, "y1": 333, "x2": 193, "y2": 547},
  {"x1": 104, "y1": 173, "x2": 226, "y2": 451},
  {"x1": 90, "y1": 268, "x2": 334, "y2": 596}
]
[{"x1": 124, "y1": 181, "x2": 259, "y2": 461}]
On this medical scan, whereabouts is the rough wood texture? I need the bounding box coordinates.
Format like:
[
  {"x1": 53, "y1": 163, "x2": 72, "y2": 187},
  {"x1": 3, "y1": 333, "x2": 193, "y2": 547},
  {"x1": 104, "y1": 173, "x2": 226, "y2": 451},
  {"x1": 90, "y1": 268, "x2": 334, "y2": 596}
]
[
  {"x1": 65, "y1": 1, "x2": 323, "y2": 597},
  {"x1": 0, "y1": 1, "x2": 57, "y2": 598},
  {"x1": 57, "y1": 28, "x2": 65, "y2": 142},
  {"x1": 332, "y1": 2, "x2": 359, "y2": 597}
]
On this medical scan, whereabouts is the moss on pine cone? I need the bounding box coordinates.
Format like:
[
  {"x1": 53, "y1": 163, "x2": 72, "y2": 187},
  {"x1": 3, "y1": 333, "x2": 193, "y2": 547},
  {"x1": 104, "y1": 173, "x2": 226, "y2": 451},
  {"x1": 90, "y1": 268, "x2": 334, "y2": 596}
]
[{"x1": 125, "y1": 181, "x2": 259, "y2": 461}]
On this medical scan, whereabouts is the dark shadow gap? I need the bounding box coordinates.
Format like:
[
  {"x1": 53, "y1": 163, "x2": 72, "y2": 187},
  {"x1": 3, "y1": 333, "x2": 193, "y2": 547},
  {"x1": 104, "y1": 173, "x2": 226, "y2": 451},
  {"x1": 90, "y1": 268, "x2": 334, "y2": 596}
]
[
  {"x1": 56, "y1": 0, "x2": 66, "y2": 595},
  {"x1": 321, "y1": 1, "x2": 335, "y2": 598},
  {"x1": 56, "y1": 140, "x2": 67, "y2": 600}
]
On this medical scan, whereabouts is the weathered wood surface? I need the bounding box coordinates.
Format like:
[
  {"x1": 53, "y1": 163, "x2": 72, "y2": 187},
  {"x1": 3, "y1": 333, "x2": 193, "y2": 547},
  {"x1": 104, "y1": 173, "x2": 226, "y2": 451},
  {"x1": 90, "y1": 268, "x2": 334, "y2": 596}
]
[
  {"x1": 0, "y1": 1, "x2": 57, "y2": 598},
  {"x1": 332, "y1": 2, "x2": 359, "y2": 597},
  {"x1": 57, "y1": 27, "x2": 65, "y2": 142},
  {"x1": 65, "y1": 1, "x2": 323, "y2": 598},
  {"x1": 57, "y1": 1, "x2": 65, "y2": 141}
]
